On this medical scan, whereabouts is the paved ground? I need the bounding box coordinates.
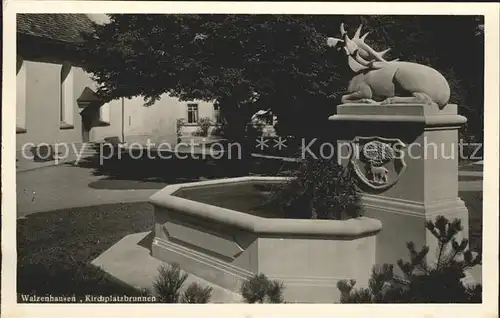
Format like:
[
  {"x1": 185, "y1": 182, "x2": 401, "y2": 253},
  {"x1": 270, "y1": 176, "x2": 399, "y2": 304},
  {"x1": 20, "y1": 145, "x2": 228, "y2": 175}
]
[{"x1": 16, "y1": 164, "x2": 158, "y2": 217}]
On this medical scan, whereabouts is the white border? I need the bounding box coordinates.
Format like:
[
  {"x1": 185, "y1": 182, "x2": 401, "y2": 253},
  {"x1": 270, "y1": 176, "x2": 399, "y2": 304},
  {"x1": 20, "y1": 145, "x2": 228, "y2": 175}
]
[{"x1": 2, "y1": 2, "x2": 499, "y2": 318}]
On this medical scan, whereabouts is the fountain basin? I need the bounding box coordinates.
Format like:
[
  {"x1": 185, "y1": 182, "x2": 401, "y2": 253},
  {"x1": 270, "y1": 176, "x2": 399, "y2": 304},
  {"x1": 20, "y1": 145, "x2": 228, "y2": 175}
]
[{"x1": 149, "y1": 176, "x2": 382, "y2": 303}]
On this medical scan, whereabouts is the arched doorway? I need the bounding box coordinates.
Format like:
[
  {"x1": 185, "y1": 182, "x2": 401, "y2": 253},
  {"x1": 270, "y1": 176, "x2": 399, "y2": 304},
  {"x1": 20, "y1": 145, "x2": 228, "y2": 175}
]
[
  {"x1": 81, "y1": 108, "x2": 93, "y2": 142},
  {"x1": 77, "y1": 86, "x2": 103, "y2": 143}
]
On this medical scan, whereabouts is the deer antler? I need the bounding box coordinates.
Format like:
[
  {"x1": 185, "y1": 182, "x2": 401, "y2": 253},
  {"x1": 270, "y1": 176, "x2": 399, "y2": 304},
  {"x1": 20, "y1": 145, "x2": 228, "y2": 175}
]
[
  {"x1": 326, "y1": 23, "x2": 348, "y2": 48},
  {"x1": 328, "y1": 23, "x2": 399, "y2": 69},
  {"x1": 340, "y1": 23, "x2": 347, "y2": 39},
  {"x1": 353, "y1": 24, "x2": 363, "y2": 39},
  {"x1": 350, "y1": 24, "x2": 395, "y2": 63}
]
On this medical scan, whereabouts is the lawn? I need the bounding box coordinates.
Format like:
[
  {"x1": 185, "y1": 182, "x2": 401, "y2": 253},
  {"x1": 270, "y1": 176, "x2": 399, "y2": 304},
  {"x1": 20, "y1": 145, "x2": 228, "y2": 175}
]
[
  {"x1": 17, "y1": 188, "x2": 482, "y2": 302},
  {"x1": 17, "y1": 202, "x2": 154, "y2": 302}
]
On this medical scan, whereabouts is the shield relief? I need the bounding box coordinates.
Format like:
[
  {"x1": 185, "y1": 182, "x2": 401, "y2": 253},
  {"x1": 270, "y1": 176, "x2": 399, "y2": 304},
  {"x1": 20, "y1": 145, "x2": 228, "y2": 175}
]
[{"x1": 349, "y1": 136, "x2": 407, "y2": 190}]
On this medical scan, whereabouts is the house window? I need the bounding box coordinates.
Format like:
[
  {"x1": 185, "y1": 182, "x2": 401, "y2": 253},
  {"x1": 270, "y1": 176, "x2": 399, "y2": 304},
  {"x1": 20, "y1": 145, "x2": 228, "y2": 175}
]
[
  {"x1": 16, "y1": 56, "x2": 27, "y2": 133},
  {"x1": 187, "y1": 103, "x2": 199, "y2": 124},
  {"x1": 60, "y1": 62, "x2": 74, "y2": 129},
  {"x1": 213, "y1": 103, "x2": 222, "y2": 123}
]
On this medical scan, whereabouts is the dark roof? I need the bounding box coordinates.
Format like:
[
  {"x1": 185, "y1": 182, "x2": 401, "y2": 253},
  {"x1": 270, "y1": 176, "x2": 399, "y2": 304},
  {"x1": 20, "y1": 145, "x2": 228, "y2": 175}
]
[
  {"x1": 77, "y1": 86, "x2": 102, "y2": 104},
  {"x1": 17, "y1": 14, "x2": 95, "y2": 43}
]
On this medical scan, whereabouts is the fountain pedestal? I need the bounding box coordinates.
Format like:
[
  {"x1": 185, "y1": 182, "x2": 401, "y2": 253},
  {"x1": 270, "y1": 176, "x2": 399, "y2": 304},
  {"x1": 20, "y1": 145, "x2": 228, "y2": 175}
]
[{"x1": 330, "y1": 103, "x2": 469, "y2": 268}]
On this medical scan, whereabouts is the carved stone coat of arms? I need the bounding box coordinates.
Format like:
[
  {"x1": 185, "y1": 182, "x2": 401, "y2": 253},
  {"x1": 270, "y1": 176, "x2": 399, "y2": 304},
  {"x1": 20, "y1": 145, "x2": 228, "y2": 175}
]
[{"x1": 349, "y1": 136, "x2": 407, "y2": 190}]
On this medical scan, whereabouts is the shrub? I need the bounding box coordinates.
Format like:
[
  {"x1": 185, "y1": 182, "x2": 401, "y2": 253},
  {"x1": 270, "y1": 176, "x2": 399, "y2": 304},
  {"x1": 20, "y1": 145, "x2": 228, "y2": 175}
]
[
  {"x1": 240, "y1": 274, "x2": 285, "y2": 303},
  {"x1": 176, "y1": 118, "x2": 186, "y2": 142},
  {"x1": 194, "y1": 117, "x2": 213, "y2": 137},
  {"x1": 246, "y1": 119, "x2": 266, "y2": 139},
  {"x1": 153, "y1": 263, "x2": 188, "y2": 303},
  {"x1": 180, "y1": 282, "x2": 213, "y2": 303},
  {"x1": 153, "y1": 263, "x2": 213, "y2": 303},
  {"x1": 337, "y1": 216, "x2": 482, "y2": 303},
  {"x1": 31, "y1": 144, "x2": 57, "y2": 162},
  {"x1": 211, "y1": 124, "x2": 226, "y2": 137},
  {"x1": 176, "y1": 118, "x2": 186, "y2": 135},
  {"x1": 266, "y1": 157, "x2": 362, "y2": 220}
]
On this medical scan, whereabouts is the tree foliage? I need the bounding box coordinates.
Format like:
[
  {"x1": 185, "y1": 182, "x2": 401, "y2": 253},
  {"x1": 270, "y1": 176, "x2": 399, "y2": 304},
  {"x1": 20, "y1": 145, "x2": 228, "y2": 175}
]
[
  {"x1": 80, "y1": 14, "x2": 484, "y2": 140},
  {"x1": 80, "y1": 14, "x2": 348, "y2": 139}
]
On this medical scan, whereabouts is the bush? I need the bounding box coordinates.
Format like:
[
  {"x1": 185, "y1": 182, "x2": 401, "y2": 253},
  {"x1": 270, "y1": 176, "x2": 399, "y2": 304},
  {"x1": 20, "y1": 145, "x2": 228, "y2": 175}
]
[
  {"x1": 266, "y1": 157, "x2": 362, "y2": 220},
  {"x1": 337, "y1": 216, "x2": 482, "y2": 303},
  {"x1": 211, "y1": 124, "x2": 226, "y2": 137},
  {"x1": 246, "y1": 117, "x2": 266, "y2": 139},
  {"x1": 153, "y1": 263, "x2": 188, "y2": 303},
  {"x1": 180, "y1": 282, "x2": 213, "y2": 303},
  {"x1": 176, "y1": 118, "x2": 186, "y2": 142},
  {"x1": 153, "y1": 263, "x2": 213, "y2": 303},
  {"x1": 240, "y1": 274, "x2": 285, "y2": 303},
  {"x1": 194, "y1": 117, "x2": 213, "y2": 137},
  {"x1": 246, "y1": 124, "x2": 263, "y2": 139}
]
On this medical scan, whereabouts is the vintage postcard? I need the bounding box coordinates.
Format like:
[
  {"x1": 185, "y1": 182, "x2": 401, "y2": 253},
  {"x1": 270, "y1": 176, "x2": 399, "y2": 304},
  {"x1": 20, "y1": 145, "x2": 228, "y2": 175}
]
[{"x1": 1, "y1": 1, "x2": 499, "y2": 317}]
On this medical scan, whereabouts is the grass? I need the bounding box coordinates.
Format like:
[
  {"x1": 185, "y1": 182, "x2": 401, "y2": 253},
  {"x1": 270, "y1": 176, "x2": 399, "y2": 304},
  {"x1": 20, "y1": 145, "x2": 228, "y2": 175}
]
[{"x1": 17, "y1": 202, "x2": 154, "y2": 302}]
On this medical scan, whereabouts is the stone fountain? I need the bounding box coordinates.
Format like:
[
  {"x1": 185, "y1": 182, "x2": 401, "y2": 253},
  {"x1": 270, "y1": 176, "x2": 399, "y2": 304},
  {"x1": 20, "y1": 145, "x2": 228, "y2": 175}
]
[{"x1": 147, "y1": 23, "x2": 470, "y2": 303}]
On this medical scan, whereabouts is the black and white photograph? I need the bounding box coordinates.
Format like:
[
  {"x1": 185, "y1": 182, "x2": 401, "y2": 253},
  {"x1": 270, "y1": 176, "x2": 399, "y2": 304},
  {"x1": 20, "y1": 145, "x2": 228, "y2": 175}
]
[{"x1": 2, "y1": 2, "x2": 499, "y2": 317}]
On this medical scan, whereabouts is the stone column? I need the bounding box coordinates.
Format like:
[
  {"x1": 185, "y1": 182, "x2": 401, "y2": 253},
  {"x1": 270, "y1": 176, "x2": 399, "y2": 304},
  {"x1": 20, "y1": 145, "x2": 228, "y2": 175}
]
[{"x1": 330, "y1": 103, "x2": 468, "y2": 269}]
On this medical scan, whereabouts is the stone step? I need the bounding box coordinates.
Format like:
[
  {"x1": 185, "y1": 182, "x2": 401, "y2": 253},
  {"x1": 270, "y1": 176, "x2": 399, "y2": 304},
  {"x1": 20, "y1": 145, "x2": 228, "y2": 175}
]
[{"x1": 91, "y1": 232, "x2": 243, "y2": 303}]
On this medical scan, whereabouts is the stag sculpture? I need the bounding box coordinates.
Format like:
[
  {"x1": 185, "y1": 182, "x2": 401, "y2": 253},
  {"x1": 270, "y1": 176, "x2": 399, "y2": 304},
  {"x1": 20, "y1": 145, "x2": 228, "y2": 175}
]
[{"x1": 327, "y1": 24, "x2": 450, "y2": 108}]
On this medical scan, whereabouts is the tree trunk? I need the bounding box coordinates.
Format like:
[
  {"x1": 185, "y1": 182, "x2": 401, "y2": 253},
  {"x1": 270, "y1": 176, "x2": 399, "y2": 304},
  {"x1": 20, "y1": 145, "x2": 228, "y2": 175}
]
[{"x1": 218, "y1": 97, "x2": 256, "y2": 176}]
